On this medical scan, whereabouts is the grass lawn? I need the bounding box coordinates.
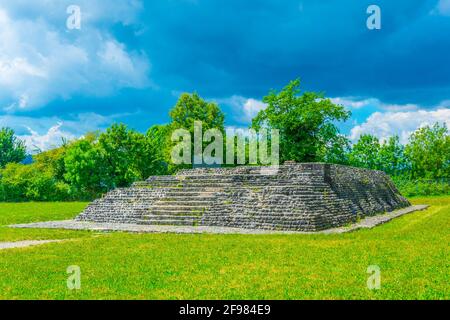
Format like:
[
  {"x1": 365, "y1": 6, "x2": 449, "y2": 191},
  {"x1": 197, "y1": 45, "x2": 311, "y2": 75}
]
[
  {"x1": 0, "y1": 202, "x2": 91, "y2": 242},
  {"x1": 0, "y1": 197, "x2": 448, "y2": 300}
]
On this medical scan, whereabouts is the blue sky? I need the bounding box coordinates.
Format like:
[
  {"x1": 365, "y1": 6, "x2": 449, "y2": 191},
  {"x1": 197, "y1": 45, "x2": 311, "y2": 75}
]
[{"x1": 0, "y1": 0, "x2": 449, "y2": 151}]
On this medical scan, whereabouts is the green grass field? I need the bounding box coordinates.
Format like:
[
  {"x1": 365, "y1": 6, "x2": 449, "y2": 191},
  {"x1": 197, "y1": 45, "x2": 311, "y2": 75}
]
[{"x1": 0, "y1": 197, "x2": 448, "y2": 300}]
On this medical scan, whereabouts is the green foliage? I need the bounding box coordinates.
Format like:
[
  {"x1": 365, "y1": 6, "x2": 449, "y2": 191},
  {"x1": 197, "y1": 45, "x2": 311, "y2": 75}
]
[
  {"x1": 348, "y1": 125, "x2": 449, "y2": 196},
  {"x1": 318, "y1": 134, "x2": 350, "y2": 165},
  {"x1": 63, "y1": 138, "x2": 106, "y2": 199},
  {"x1": 64, "y1": 124, "x2": 164, "y2": 197},
  {"x1": 0, "y1": 141, "x2": 76, "y2": 202},
  {"x1": 348, "y1": 134, "x2": 381, "y2": 170},
  {"x1": 0, "y1": 123, "x2": 174, "y2": 202},
  {"x1": 348, "y1": 135, "x2": 408, "y2": 175},
  {"x1": 145, "y1": 125, "x2": 170, "y2": 176},
  {"x1": 405, "y1": 123, "x2": 450, "y2": 179},
  {"x1": 0, "y1": 163, "x2": 71, "y2": 202},
  {"x1": 169, "y1": 92, "x2": 225, "y2": 134},
  {"x1": 33, "y1": 145, "x2": 68, "y2": 181},
  {"x1": 167, "y1": 93, "x2": 225, "y2": 172},
  {"x1": 252, "y1": 79, "x2": 351, "y2": 163},
  {"x1": 378, "y1": 136, "x2": 408, "y2": 176},
  {"x1": 0, "y1": 127, "x2": 27, "y2": 168},
  {"x1": 392, "y1": 176, "x2": 450, "y2": 197},
  {"x1": 98, "y1": 123, "x2": 150, "y2": 188}
]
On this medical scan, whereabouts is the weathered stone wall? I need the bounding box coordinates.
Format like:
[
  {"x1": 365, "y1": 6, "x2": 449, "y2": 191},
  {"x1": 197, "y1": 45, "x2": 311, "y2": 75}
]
[{"x1": 76, "y1": 163, "x2": 410, "y2": 231}]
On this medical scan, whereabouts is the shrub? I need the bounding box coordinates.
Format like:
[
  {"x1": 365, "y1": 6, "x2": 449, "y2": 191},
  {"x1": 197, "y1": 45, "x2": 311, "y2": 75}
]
[
  {"x1": 392, "y1": 176, "x2": 450, "y2": 197},
  {"x1": 0, "y1": 163, "x2": 73, "y2": 202}
]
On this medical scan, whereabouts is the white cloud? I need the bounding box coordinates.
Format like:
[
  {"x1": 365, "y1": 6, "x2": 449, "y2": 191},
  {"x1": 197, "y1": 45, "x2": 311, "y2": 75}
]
[
  {"x1": 378, "y1": 103, "x2": 419, "y2": 112},
  {"x1": 330, "y1": 97, "x2": 377, "y2": 109},
  {"x1": 242, "y1": 98, "x2": 267, "y2": 121},
  {"x1": 218, "y1": 95, "x2": 267, "y2": 123},
  {"x1": 350, "y1": 108, "x2": 450, "y2": 143},
  {"x1": 0, "y1": 1, "x2": 150, "y2": 111},
  {"x1": 20, "y1": 123, "x2": 77, "y2": 153},
  {"x1": 0, "y1": 112, "x2": 128, "y2": 152},
  {"x1": 330, "y1": 96, "x2": 419, "y2": 112}
]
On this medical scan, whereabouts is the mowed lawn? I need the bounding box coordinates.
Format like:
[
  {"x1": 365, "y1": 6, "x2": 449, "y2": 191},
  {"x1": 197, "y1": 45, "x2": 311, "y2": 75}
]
[{"x1": 0, "y1": 197, "x2": 448, "y2": 300}]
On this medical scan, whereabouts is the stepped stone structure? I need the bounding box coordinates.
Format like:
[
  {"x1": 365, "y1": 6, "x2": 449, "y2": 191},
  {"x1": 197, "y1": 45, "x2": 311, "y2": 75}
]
[{"x1": 76, "y1": 162, "x2": 411, "y2": 232}]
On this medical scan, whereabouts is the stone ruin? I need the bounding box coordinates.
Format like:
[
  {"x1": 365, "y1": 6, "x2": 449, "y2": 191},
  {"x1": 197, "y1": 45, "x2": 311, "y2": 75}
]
[{"x1": 76, "y1": 162, "x2": 411, "y2": 232}]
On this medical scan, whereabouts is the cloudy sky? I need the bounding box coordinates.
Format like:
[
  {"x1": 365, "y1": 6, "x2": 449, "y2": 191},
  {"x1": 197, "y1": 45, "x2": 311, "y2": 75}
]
[{"x1": 0, "y1": 0, "x2": 449, "y2": 151}]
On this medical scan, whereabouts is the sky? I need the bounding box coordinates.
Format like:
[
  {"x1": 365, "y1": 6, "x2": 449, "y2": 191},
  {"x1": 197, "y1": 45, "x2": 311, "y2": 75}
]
[{"x1": 0, "y1": 0, "x2": 449, "y2": 152}]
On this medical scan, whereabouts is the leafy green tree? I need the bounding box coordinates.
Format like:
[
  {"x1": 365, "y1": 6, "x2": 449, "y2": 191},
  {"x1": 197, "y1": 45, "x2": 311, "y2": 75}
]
[
  {"x1": 348, "y1": 134, "x2": 381, "y2": 170},
  {"x1": 251, "y1": 79, "x2": 351, "y2": 163},
  {"x1": 64, "y1": 138, "x2": 106, "y2": 198},
  {"x1": 145, "y1": 125, "x2": 170, "y2": 176},
  {"x1": 169, "y1": 93, "x2": 225, "y2": 133},
  {"x1": 0, "y1": 162, "x2": 70, "y2": 202},
  {"x1": 319, "y1": 134, "x2": 351, "y2": 165},
  {"x1": 167, "y1": 93, "x2": 225, "y2": 171},
  {"x1": 98, "y1": 123, "x2": 150, "y2": 188},
  {"x1": 405, "y1": 123, "x2": 449, "y2": 179},
  {"x1": 0, "y1": 128, "x2": 27, "y2": 168},
  {"x1": 378, "y1": 136, "x2": 408, "y2": 176},
  {"x1": 33, "y1": 145, "x2": 68, "y2": 181},
  {"x1": 64, "y1": 124, "x2": 171, "y2": 198},
  {"x1": 349, "y1": 134, "x2": 409, "y2": 175}
]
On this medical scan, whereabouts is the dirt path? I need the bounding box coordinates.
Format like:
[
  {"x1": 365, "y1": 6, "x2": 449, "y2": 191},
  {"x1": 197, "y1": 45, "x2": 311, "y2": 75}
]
[{"x1": 0, "y1": 240, "x2": 63, "y2": 250}]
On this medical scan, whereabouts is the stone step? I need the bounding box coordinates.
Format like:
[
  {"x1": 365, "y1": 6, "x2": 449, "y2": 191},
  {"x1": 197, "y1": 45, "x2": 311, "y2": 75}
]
[
  {"x1": 142, "y1": 214, "x2": 202, "y2": 219},
  {"x1": 142, "y1": 176, "x2": 325, "y2": 183},
  {"x1": 141, "y1": 210, "x2": 330, "y2": 219},
  {"x1": 158, "y1": 193, "x2": 328, "y2": 200},
  {"x1": 146, "y1": 210, "x2": 207, "y2": 215},
  {"x1": 83, "y1": 200, "x2": 346, "y2": 210},
  {"x1": 148, "y1": 205, "x2": 209, "y2": 212},
  {"x1": 140, "y1": 188, "x2": 331, "y2": 196},
  {"x1": 155, "y1": 200, "x2": 215, "y2": 206},
  {"x1": 142, "y1": 180, "x2": 326, "y2": 186},
  {"x1": 146, "y1": 180, "x2": 319, "y2": 187},
  {"x1": 147, "y1": 173, "x2": 285, "y2": 180},
  {"x1": 201, "y1": 223, "x2": 316, "y2": 231},
  {"x1": 138, "y1": 219, "x2": 198, "y2": 226},
  {"x1": 200, "y1": 214, "x2": 321, "y2": 220}
]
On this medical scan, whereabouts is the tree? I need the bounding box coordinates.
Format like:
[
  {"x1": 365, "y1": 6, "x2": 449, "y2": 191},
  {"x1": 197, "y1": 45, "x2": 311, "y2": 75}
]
[
  {"x1": 348, "y1": 134, "x2": 381, "y2": 170},
  {"x1": 378, "y1": 136, "x2": 408, "y2": 176},
  {"x1": 0, "y1": 161, "x2": 71, "y2": 202},
  {"x1": 251, "y1": 79, "x2": 350, "y2": 163},
  {"x1": 145, "y1": 125, "x2": 170, "y2": 176},
  {"x1": 167, "y1": 93, "x2": 225, "y2": 171},
  {"x1": 33, "y1": 145, "x2": 68, "y2": 181},
  {"x1": 98, "y1": 123, "x2": 149, "y2": 188},
  {"x1": 64, "y1": 138, "x2": 106, "y2": 198},
  {"x1": 63, "y1": 124, "x2": 170, "y2": 197},
  {"x1": 169, "y1": 93, "x2": 225, "y2": 134},
  {"x1": 405, "y1": 123, "x2": 450, "y2": 179},
  {"x1": 319, "y1": 134, "x2": 351, "y2": 165},
  {"x1": 349, "y1": 134, "x2": 409, "y2": 175},
  {"x1": 0, "y1": 128, "x2": 27, "y2": 168}
]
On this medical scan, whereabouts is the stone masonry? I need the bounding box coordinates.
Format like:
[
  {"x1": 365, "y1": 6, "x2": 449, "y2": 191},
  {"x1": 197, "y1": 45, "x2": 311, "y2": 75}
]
[{"x1": 76, "y1": 162, "x2": 411, "y2": 232}]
